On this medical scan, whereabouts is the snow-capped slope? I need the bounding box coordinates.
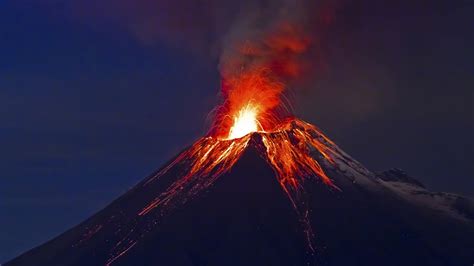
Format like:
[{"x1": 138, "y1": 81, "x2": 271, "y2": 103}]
[{"x1": 377, "y1": 169, "x2": 474, "y2": 222}]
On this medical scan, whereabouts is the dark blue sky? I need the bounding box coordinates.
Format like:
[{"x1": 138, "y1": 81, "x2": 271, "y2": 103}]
[{"x1": 1, "y1": 1, "x2": 473, "y2": 262}]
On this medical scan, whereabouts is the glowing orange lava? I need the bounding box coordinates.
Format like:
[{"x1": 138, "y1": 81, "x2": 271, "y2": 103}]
[
  {"x1": 211, "y1": 67, "x2": 284, "y2": 139},
  {"x1": 227, "y1": 102, "x2": 261, "y2": 139},
  {"x1": 140, "y1": 135, "x2": 252, "y2": 215}
]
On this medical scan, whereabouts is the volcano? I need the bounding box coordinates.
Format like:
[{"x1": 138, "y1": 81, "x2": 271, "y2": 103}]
[
  {"x1": 5, "y1": 21, "x2": 474, "y2": 265},
  {"x1": 5, "y1": 117, "x2": 474, "y2": 266}
]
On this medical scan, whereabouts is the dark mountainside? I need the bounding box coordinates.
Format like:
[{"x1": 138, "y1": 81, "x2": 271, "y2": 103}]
[{"x1": 6, "y1": 132, "x2": 474, "y2": 266}]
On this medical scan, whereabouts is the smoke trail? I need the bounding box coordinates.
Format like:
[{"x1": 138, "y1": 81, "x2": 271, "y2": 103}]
[{"x1": 210, "y1": 0, "x2": 339, "y2": 137}]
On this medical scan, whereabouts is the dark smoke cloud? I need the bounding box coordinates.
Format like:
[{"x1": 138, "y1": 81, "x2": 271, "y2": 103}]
[
  {"x1": 25, "y1": 0, "x2": 341, "y2": 64},
  {"x1": 19, "y1": 0, "x2": 458, "y2": 128},
  {"x1": 217, "y1": 0, "x2": 337, "y2": 76},
  {"x1": 37, "y1": 0, "x2": 345, "y2": 124}
]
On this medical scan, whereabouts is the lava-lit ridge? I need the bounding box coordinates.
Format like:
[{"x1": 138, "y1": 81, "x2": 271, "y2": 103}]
[{"x1": 139, "y1": 117, "x2": 340, "y2": 252}]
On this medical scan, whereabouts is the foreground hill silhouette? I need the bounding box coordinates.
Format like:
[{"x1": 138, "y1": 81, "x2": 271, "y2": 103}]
[{"x1": 6, "y1": 128, "x2": 474, "y2": 266}]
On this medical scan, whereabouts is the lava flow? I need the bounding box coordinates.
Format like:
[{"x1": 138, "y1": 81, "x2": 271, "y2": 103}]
[{"x1": 140, "y1": 116, "x2": 338, "y2": 209}]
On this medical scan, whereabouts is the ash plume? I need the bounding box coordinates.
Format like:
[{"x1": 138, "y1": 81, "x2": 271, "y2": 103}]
[
  {"x1": 32, "y1": 0, "x2": 339, "y2": 72},
  {"x1": 21, "y1": 0, "x2": 346, "y2": 129}
]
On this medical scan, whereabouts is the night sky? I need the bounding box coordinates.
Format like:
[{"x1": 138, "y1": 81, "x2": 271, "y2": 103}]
[{"x1": 1, "y1": 1, "x2": 473, "y2": 262}]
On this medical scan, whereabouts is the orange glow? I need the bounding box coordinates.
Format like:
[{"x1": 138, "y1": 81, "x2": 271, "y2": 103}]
[{"x1": 212, "y1": 67, "x2": 284, "y2": 139}]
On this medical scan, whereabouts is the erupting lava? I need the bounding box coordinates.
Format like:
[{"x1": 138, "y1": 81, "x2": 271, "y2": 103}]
[{"x1": 227, "y1": 103, "x2": 261, "y2": 139}]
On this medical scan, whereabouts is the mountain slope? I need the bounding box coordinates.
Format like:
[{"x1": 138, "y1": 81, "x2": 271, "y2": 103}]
[{"x1": 6, "y1": 132, "x2": 474, "y2": 266}]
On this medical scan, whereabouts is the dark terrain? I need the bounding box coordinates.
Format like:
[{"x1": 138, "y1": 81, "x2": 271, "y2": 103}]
[{"x1": 6, "y1": 134, "x2": 474, "y2": 266}]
